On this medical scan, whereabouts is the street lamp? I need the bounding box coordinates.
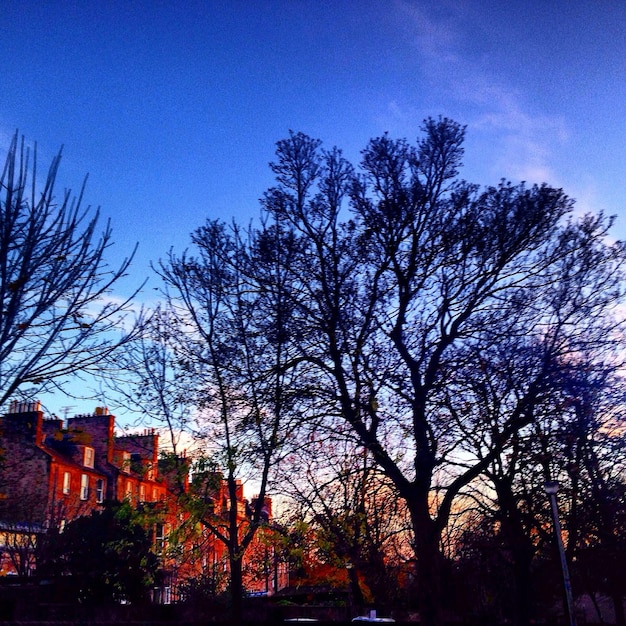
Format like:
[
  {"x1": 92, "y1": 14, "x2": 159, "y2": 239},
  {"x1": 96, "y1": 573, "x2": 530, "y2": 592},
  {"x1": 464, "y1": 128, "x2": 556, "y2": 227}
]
[{"x1": 544, "y1": 481, "x2": 576, "y2": 626}]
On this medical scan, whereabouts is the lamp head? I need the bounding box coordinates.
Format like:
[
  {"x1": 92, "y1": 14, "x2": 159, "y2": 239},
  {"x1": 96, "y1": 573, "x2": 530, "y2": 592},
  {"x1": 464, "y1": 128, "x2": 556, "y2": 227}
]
[{"x1": 544, "y1": 480, "x2": 560, "y2": 495}]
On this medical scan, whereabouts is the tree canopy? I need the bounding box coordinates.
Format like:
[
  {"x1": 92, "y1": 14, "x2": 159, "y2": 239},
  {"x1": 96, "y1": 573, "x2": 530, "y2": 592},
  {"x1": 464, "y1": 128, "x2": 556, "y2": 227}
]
[
  {"x1": 103, "y1": 118, "x2": 626, "y2": 626},
  {"x1": 176, "y1": 117, "x2": 624, "y2": 626}
]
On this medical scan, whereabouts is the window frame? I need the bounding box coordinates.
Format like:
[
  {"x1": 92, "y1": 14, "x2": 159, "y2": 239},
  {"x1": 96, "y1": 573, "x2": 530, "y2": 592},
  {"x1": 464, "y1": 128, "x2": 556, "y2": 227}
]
[
  {"x1": 95, "y1": 478, "x2": 105, "y2": 503},
  {"x1": 62, "y1": 471, "x2": 71, "y2": 495},
  {"x1": 155, "y1": 523, "x2": 166, "y2": 551},
  {"x1": 80, "y1": 474, "x2": 89, "y2": 501},
  {"x1": 83, "y1": 447, "x2": 95, "y2": 468}
]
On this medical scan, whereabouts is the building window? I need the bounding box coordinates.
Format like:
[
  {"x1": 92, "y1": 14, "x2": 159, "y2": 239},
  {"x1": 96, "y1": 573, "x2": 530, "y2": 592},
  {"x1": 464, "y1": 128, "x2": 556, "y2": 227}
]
[
  {"x1": 95, "y1": 479, "x2": 105, "y2": 503},
  {"x1": 131, "y1": 453, "x2": 142, "y2": 474},
  {"x1": 62, "y1": 471, "x2": 71, "y2": 495},
  {"x1": 83, "y1": 447, "x2": 94, "y2": 468},
  {"x1": 80, "y1": 474, "x2": 89, "y2": 500},
  {"x1": 139, "y1": 484, "x2": 146, "y2": 503},
  {"x1": 125, "y1": 480, "x2": 132, "y2": 499},
  {"x1": 155, "y1": 523, "x2": 165, "y2": 551},
  {"x1": 152, "y1": 586, "x2": 171, "y2": 605}
]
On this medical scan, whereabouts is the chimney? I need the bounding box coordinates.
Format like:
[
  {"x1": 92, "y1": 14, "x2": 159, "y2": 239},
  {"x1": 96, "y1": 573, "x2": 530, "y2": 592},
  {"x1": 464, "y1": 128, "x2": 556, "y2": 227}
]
[{"x1": 3, "y1": 400, "x2": 44, "y2": 443}]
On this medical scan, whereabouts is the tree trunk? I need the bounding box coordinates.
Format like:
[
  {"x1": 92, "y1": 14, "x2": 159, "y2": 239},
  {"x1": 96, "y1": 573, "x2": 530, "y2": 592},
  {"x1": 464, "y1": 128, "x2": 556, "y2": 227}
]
[
  {"x1": 495, "y1": 479, "x2": 536, "y2": 626},
  {"x1": 511, "y1": 551, "x2": 534, "y2": 626},
  {"x1": 229, "y1": 555, "x2": 244, "y2": 624},
  {"x1": 611, "y1": 589, "x2": 625, "y2": 626},
  {"x1": 348, "y1": 564, "x2": 366, "y2": 611},
  {"x1": 415, "y1": 537, "x2": 445, "y2": 626},
  {"x1": 410, "y1": 504, "x2": 445, "y2": 626},
  {"x1": 362, "y1": 549, "x2": 392, "y2": 610}
]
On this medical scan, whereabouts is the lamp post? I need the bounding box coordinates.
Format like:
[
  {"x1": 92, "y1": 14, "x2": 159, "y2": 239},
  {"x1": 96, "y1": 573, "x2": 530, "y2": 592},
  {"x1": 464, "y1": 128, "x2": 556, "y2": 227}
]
[{"x1": 544, "y1": 481, "x2": 576, "y2": 626}]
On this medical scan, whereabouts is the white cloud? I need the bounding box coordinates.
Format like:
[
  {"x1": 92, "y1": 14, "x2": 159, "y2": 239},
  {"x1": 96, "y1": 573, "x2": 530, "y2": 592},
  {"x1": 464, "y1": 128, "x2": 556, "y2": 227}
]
[
  {"x1": 394, "y1": 0, "x2": 463, "y2": 64},
  {"x1": 391, "y1": 0, "x2": 570, "y2": 188}
]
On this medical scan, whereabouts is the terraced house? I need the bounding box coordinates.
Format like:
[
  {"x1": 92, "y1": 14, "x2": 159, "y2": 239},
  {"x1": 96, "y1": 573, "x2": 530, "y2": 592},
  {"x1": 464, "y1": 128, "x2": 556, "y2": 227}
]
[
  {"x1": 0, "y1": 402, "x2": 177, "y2": 593},
  {"x1": 0, "y1": 401, "x2": 284, "y2": 601}
]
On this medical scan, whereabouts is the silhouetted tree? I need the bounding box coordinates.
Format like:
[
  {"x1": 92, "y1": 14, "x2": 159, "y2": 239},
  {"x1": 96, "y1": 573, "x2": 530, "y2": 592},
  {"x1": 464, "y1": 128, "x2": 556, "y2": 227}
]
[
  {"x1": 248, "y1": 119, "x2": 626, "y2": 626},
  {"x1": 449, "y1": 345, "x2": 626, "y2": 626},
  {"x1": 0, "y1": 132, "x2": 141, "y2": 409},
  {"x1": 278, "y1": 431, "x2": 411, "y2": 611},
  {"x1": 153, "y1": 118, "x2": 625, "y2": 626},
  {"x1": 155, "y1": 219, "x2": 306, "y2": 622},
  {"x1": 553, "y1": 364, "x2": 626, "y2": 626}
]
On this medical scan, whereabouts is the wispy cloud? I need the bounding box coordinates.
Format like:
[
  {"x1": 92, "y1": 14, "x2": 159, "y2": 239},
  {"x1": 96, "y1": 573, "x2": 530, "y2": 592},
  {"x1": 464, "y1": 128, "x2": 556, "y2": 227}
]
[
  {"x1": 395, "y1": 0, "x2": 462, "y2": 64},
  {"x1": 390, "y1": 0, "x2": 570, "y2": 186}
]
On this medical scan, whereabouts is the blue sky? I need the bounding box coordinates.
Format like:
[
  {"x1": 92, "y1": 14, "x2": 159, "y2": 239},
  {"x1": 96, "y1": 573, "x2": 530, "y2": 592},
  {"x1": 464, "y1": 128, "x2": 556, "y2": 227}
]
[{"x1": 2, "y1": 0, "x2": 626, "y2": 416}]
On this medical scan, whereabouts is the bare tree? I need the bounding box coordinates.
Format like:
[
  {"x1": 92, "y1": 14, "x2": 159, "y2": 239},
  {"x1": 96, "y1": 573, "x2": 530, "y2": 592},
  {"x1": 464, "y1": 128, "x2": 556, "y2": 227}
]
[
  {"x1": 252, "y1": 120, "x2": 626, "y2": 626},
  {"x1": 278, "y1": 432, "x2": 412, "y2": 611},
  {"x1": 453, "y1": 353, "x2": 626, "y2": 626},
  {"x1": 0, "y1": 132, "x2": 141, "y2": 408},
  {"x1": 105, "y1": 306, "x2": 197, "y2": 456},
  {"x1": 145, "y1": 119, "x2": 625, "y2": 626},
  {"x1": 550, "y1": 364, "x2": 626, "y2": 626},
  {"x1": 439, "y1": 245, "x2": 626, "y2": 626},
  {"x1": 156, "y1": 219, "x2": 306, "y2": 622}
]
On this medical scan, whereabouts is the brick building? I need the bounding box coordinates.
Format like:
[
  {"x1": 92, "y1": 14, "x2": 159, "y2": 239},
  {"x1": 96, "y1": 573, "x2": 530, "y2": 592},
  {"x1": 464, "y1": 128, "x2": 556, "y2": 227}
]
[
  {"x1": 0, "y1": 401, "x2": 177, "y2": 593},
  {"x1": 0, "y1": 402, "x2": 171, "y2": 526},
  {"x1": 0, "y1": 401, "x2": 287, "y2": 599}
]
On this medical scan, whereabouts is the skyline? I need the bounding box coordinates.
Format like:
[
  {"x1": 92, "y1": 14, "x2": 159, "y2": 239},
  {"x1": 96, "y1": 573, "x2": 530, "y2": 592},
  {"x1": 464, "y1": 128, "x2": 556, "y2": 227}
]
[{"x1": 1, "y1": 0, "x2": 625, "y2": 417}]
